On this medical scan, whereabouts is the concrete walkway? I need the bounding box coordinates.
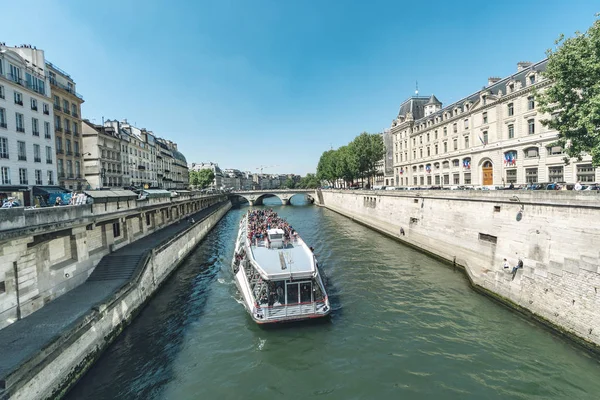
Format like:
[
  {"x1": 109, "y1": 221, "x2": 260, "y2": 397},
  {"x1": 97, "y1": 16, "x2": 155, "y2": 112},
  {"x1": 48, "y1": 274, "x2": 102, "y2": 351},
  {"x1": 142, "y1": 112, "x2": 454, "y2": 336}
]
[{"x1": 0, "y1": 201, "x2": 226, "y2": 386}]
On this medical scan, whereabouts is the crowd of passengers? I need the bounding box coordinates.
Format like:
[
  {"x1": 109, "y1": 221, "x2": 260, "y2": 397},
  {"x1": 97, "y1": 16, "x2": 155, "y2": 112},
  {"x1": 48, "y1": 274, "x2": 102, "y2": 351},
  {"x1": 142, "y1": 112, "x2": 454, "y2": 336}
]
[{"x1": 247, "y1": 209, "x2": 297, "y2": 247}]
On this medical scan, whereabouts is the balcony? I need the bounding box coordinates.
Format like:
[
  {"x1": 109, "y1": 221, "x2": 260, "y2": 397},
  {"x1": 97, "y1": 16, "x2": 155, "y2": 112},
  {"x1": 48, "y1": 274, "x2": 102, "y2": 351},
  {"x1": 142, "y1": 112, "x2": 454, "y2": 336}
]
[
  {"x1": 66, "y1": 150, "x2": 73, "y2": 156},
  {"x1": 31, "y1": 105, "x2": 38, "y2": 111},
  {"x1": 45, "y1": 133, "x2": 51, "y2": 139},
  {"x1": 33, "y1": 130, "x2": 40, "y2": 136},
  {"x1": 46, "y1": 159, "x2": 53, "y2": 164},
  {"x1": 20, "y1": 180, "x2": 28, "y2": 185},
  {"x1": 76, "y1": 174, "x2": 82, "y2": 179},
  {"x1": 8, "y1": 73, "x2": 22, "y2": 85},
  {"x1": 57, "y1": 149, "x2": 64, "y2": 154},
  {"x1": 18, "y1": 155, "x2": 27, "y2": 161},
  {"x1": 74, "y1": 152, "x2": 80, "y2": 157},
  {"x1": 58, "y1": 172, "x2": 66, "y2": 179},
  {"x1": 0, "y1": 122, "x2": 6, "y2": 129},
  {"x1": 54, "y1": 104, "x2": 61, "y2": 110},
  {"x1": 43, "y1": 109, "x2": 50, "y2": 115},
  {"x1": 65, "y1": 129, "x2": 72, "y2": 135},
  {"x1": 67, "y1": 174, "x2": 74, "y2": 179},
  {"x1": 35, "y1": 180, "x2": 42, "y2": 185},
  {"x1": 47, "y1": 74, "x2": 84, "y2": 100},
  {"x1": 34, "y1": 157, "x2": 41, "y2": 163},
  {"x1": 55, "y1": 127, "x2": 63, "y2": 132},
  {"x1": 73, "y1": 131, "x2": 79, "y2": 137},
  {"x1": 138, "y1": 165, "x2": 146, "y2": 170},
  {"x1": 15, "y1": 100, "x2": 23, "y2": 106},
  {"x1": 16, "y1": 127, "x2": 25, "y2": 133},
  {"x1": 63, "y1": 107, "x2": 70, "y2": 114},
  {"x1": 72, "y1": 111, "x2": 79, "y2": 118}
]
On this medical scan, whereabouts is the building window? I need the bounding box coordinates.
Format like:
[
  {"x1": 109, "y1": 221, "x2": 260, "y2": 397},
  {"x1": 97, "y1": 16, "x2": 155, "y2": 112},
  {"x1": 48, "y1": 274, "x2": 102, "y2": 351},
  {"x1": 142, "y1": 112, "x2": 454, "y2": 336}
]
[
  {"x1": 525, "y1": 168, "x2": 538, "y2": 183},
  {"x1": 508, "y1": 124, "x2": 514, "y2": 139},
  {"x1": 75, "y1": 161, "x2": 80, "y2": 177},
  {"x1": 57, "y1": 159, "x2": 64, "y2": 176},
  {"x1": 31, "y1": 98, "x2": 38, "y2": 111},
  {"x1": 435, "y1": 175, "x2": 440, "y2": 185},
  {"x1": 528, "y1": 119, "x2": 535, "y2": 134},
  {"x1": 453, "y1": 138, "x2": 458, "y2": 150},
  {"x1": 419, "y1": 135, "x2": 423, "y2": 144},
  {"x1": 0, "y1": 137, "x2": 8, "y2": 158},
  {"x1": 67, "y1": 160, "x2": 73, "y2": 177},
  {"x1": 33, "y1": 144, "x2": 41, "y2": 162},
  {"x1": 0, "y1": 108, "x2": 5, "y2": 128},
  {"x1": 413, "y1": 177, "x2": 417, "y2": 186},
  {"x1": 524, "y1": 147, "x2": 539, "y2": 158},
  {"x1": 452, "y1": 159, "x2": 459, "y2": 167},
  {"x1": 16, "y1": 113, "x2": 25, "y2": 132},
  {"x1": 46, "y1": 146, "x2": 53, "y2": 164},
  {"x1": 528, "y1": 96, "x2": 535, "y2": 110},
  {"x1": 420, "y1": 149, "x2": 423, "y2": 158},
  {"x1": 63, "y1": 99, "x2": 69, "y2": 113},
  {"x1": 0, "y1": 85, "x2": 4, "y2": 99},
  {"x1": 507, "y1": 103, "x2": 514, "y2": 116},
  {"x1": 35, "y1": 169, "x2": 42, "y2": 185},
  {"x1": 464, "y1": 173, "x2": 471, "y2": 184},
  {"x1": 547, "y1": 146, "x2": 563, "y2": 156},
  {"x1": 482, "y1": 95, "x2": 487, "y2": 105},
  {"x1": 56, "y1": 137, "x2": 63, "y2": 151},
  {"x1": 1, "y1": 167, "x2": 10, "y2": 184},
  {"x1": 427, "y1": 147, "x2": 430, "y2": 157},
  {"x1": 71, "y1": 103, "x2": 78, "y2": 116},
  {"x1": 55, "y1": 115, "x2": 61, "y2": 130},
  {"x1": 44, "y1": 121, "x2": 51, "y2": 139},
  {"x1": 17, "y1": 141, "x2": 26, "y2": 161},
  {"x1": 64, "y1": 118, "x2": 70, "y2": 133},
  {"x1": 14, "y1": 91, "x2": 23, "y2": 106},
  {"x1": 426, "y1": 133, "x2": 430, "y2": 142},
  {"x1": 482, "y1": 131, "x2": 488, "y2": 145},
  {"x1": 464, "y1": 119, "x2": 469, "y2": 129},
  {"x1": 453, "y1": 123, "x2": 457, "y2": 133},
  {"x1": 66, "y1": 139, "x2": 72, "y2": 154},
  {"x1": 482, "y1": 112, "x2": 488, "y2": 124},
  {"x1": 464, "y1": 135, "x2": 469, "y2": 148},
  {"x1": 19, "y1": 168, "x2": 28, "y2": 184},
  {"x1": 443, "y1": 142, "x2": 448, "y2": 153},
  {"x1": 43, "y1": 103, "x2": 50, "y2": 115},
  {"x1": 74, "y1": 141, "x2": 79, "y2": 155},
  {"x1": 73, "y1": 123, "x2": 78, "y2": 135},
  {"x1": 548, "y1": 166, "x2": 563, "y2": 182},
  {"x1": 434, "y1": 144, "x2": 438, "y2": 155},
  {"x1": 529, "y1": 75, "x2": 535, "y2": 85},
  {"x1": 443, "y1": 127, "x2": 447, "y2": 136},
  {"x1": 453, "y1": 173, "x2": 460, "y2": 184},
  {"x1": 32, "y1": 118, "x2": 39, "y2": 136},
  {"x1": 576, "y1": 164, "x2": 595, "y2": 182},
  {"x1": 506, "y1": 169, "x2": 517, "y2": 184},
  {"x1": 442, "y1": 161, "x2": 449, "y2": 169},
  {"x1": 47, "y1": 170, "x2": 54, "y2": 185},
  {"x1": 434, "y1": 130, "x2": 438, "y2": 140}
]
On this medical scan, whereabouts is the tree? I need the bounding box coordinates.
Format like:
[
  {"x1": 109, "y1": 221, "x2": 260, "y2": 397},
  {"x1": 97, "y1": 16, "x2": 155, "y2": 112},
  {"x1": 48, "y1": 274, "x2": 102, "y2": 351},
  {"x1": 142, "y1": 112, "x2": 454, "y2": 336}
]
[
  {"x1": 283, "y1": 178, "x2": 296, "y2": 189},
  {"x1": 348, "y1": 132, "x2": 385, "y2": 187},
  {"x1": 336, "y1": 145, "x2": 358, "y2": 187},
  {"x1": 316, "y1": 150, "x2": 338, "y2": 186},
  {"x1": 538, "y1": 15, "x2": 600, "y2": 166},
  {"x1": 297, "y1": 173, "x2": 320, "y2": 189},
  {"x1": 196, "y1": 169, "x2": 215, "y2": 189},
  {"x1": 190, "y1": 171, "x2": 200, "y2": 187}
]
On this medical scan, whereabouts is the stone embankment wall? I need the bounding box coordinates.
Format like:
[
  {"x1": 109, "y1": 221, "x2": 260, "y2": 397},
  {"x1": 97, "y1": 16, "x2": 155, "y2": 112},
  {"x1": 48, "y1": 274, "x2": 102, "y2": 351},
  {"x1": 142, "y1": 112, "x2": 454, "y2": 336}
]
[
  {"x1": 0, "y1": 193, "x2": 222, "y2": 329},
  {"x1": 317, "y1": 189, "x2": 600, "y2": 351},
  {"x1": 7, "y1": 200, "x2": 231, "y2": 400}
]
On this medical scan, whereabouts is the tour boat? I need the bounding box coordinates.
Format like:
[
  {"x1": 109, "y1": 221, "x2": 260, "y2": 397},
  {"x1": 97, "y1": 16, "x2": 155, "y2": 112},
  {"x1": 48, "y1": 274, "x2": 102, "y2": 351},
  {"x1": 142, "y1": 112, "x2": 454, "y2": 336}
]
[{"x1": 231, "y1": 210, "x2": 330, "y2": 324}]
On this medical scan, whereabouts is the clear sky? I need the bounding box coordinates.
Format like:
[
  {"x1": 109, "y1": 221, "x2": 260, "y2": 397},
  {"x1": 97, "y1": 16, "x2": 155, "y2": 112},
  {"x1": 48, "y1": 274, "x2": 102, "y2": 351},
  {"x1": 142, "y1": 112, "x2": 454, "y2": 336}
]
[{"x1": 2, "y1": 1, "x2": 598, "y2": 175}]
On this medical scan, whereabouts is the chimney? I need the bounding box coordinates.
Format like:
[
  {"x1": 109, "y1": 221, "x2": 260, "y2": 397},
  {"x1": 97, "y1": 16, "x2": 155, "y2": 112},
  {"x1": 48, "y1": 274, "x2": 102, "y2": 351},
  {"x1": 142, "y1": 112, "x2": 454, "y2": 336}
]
[
  {"x1": 517, "y1": 61, "x2": 533, "y2": 71},
  {"x1": 487, "y1": 77, "x2": 501, "y2": 86}
]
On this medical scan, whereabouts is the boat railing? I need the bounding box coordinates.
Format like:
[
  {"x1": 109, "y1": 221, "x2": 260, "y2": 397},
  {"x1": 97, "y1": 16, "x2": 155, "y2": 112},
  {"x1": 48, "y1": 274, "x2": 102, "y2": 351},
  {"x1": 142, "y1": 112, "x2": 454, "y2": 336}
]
[{"x1": 254, "y1": 298, "x2": 328, "y2": 321}]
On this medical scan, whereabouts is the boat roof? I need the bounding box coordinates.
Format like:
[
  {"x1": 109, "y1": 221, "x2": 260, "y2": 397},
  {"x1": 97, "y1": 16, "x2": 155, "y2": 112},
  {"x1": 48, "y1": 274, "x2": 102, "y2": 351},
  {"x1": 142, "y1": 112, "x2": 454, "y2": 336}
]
[
  {"x1": 268, "y1": 228, "x2": 284, "y2": 235},
  {"x1": 250, "y1": 241, "x2": 315, "y2": 280}
]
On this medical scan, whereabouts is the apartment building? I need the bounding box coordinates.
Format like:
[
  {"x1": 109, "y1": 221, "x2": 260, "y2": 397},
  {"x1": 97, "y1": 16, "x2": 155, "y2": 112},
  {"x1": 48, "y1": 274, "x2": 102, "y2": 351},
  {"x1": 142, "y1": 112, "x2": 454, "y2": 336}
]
[
  {"x1": 389, "y1": 60, "x2": 600, "y2": 187},
  {"x1": 82, "y1": 120, "x2": 123, "y2": 189},
  {"x1": 46, "y1": 61, "x2": 85, "y2": 190},
  {"x1": 0, "y1": 44, "x2": 56, "y2": 205}
]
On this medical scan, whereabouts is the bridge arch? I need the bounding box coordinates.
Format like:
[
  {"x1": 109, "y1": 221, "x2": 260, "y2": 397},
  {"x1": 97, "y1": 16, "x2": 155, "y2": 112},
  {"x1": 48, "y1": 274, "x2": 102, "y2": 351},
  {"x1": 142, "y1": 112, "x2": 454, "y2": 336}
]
[{"x1": 230, "y1": 189, "x2": 314, "y2": 206}]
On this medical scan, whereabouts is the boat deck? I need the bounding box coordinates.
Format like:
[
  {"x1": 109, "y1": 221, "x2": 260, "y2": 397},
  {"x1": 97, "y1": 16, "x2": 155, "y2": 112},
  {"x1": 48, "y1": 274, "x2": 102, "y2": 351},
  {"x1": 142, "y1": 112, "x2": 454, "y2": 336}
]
[{"x1": 250, "y1": 239, "x2": 315, "y2": 280}]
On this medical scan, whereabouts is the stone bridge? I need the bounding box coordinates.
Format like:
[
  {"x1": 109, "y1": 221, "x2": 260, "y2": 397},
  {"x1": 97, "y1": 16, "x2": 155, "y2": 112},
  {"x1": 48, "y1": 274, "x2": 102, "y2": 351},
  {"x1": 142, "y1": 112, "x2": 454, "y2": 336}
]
[{"x1": 230, "y1": 189, "x2": 315, "y2": 206}]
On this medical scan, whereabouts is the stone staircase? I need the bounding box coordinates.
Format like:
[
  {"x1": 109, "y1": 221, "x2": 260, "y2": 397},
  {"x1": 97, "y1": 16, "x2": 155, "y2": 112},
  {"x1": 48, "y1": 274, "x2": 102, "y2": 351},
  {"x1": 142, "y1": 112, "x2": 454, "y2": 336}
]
[{"x1": 87, "y1": 255, "x2": 144, "y2": 282}]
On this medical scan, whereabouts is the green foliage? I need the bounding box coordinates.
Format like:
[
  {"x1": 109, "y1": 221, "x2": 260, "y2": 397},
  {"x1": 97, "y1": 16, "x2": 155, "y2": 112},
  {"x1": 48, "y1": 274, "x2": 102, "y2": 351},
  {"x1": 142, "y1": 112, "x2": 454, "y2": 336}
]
[
  {"x1": 189, "y1": 169, "x2": 215, "y2": 189},
  {"x1": 283, "y1": 178, "x2": 296, "y2": 189},
  {"x1": 538, "y1": 15, "x2": 600, "y2": 166},
  {"x1": 316, "y1": 132, "x2": 384, "y2": 187},
  {"x1": 296, "y1": 173, "x2": 320, "y2": 189}
]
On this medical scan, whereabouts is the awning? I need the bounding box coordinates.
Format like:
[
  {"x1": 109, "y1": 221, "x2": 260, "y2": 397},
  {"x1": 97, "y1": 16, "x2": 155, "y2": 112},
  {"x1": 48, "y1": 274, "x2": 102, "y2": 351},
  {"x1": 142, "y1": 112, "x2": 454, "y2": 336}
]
[
  {"x1": 32, "y1": 186, "x2": 68, "y2": 196},
  {"x1": 0, "y1": 185, "x2": 29, "y2": 192}
]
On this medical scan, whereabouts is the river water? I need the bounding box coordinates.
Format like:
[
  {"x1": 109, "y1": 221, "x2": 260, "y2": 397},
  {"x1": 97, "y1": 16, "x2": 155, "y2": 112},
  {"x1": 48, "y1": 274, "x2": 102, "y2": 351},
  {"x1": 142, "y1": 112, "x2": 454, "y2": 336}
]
[{"x1": 67, "y1": 197, "x2": 600, "y2": 400}]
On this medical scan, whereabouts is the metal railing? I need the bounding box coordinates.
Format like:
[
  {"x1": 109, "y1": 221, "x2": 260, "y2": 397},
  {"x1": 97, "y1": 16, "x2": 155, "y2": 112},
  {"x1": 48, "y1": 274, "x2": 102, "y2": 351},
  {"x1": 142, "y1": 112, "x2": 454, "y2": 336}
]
[{"x1": 16, "y1": 127, "x2": 25, "y2": 133}]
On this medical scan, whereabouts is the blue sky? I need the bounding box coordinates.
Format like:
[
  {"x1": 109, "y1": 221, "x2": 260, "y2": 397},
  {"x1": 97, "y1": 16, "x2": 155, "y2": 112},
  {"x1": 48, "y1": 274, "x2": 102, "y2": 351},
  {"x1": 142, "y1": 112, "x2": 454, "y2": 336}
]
[{"x1": 2, "y1": 0, "x2": 598, "y2": 175}]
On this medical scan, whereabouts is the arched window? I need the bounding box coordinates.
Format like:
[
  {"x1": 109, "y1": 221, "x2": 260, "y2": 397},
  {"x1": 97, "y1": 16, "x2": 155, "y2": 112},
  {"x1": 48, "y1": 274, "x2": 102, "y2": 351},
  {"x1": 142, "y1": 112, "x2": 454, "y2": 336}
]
[
  {"x1": 452, "y1": 159, "x2": 460, "y2": 167},
  {"x1": 483, "y1": 160, "x2": 493, "y2": 168},
  {"x1": 433, "y1": 162, "x2": 440, "y2": 169},
  {"x1": 442, "y1": 161, "x2": 450, "y2": 169},
  {"x1": 524, "y1": 147, "x2": 539, "y2": 159}
]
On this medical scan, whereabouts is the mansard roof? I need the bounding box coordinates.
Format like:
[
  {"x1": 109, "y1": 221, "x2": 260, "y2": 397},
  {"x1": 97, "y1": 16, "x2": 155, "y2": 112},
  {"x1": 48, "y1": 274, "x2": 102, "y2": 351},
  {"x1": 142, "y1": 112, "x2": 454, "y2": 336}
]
[
  {"x1": 397, "y1": 96, "x2": 430, "y2": 120},
  {"x1": 425, "y1": 94, "x2": 441, "y2": 105}
]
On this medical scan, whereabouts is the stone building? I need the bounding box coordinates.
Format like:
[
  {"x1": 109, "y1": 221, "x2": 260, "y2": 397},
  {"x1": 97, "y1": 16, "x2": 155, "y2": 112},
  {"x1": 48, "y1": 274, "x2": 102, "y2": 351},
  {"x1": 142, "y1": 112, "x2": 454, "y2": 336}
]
[
  {"x1": 81, "y1": 120, "x2": 122, "y2": 189},
  {"x1": 190, "y1": 162, "x2": 223, "y2": 189},
  {"x1": 389, "y1": 60, "x2": 600, "y2": 187},
  {"x1": 46, "y1": 61, "x2": 85, "y2": 190},
  {"x1": 0, "y1": 44, "x2": 57, "y2": 205}
]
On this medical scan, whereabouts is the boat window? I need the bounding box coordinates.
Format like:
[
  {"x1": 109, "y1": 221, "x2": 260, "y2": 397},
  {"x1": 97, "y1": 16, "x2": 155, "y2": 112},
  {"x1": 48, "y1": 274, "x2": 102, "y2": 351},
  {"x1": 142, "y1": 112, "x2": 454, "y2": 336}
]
[
  {"x1": 269, "y1": 233, "x2": 283, "y2": 240},
  {"x1": 286, "y1": 282, "x2": 299, "y2": 304},
  {"x1": 300, "y1": 282, "x2": 312, "y2": 303}
]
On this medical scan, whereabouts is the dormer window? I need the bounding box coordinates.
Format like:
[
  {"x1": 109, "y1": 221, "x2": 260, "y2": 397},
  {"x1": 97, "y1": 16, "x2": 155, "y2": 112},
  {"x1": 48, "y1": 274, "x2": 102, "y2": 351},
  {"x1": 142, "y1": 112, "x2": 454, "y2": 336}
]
[
  {"x1": 509, "y1": 83, "x2": 515, "y2": 93},
  {"x1": 529, "y1": 74, "x2": 536, "y2": 85},
  {"x1": 482, "y1": 95, "x2": 487, "y2": 105}
]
